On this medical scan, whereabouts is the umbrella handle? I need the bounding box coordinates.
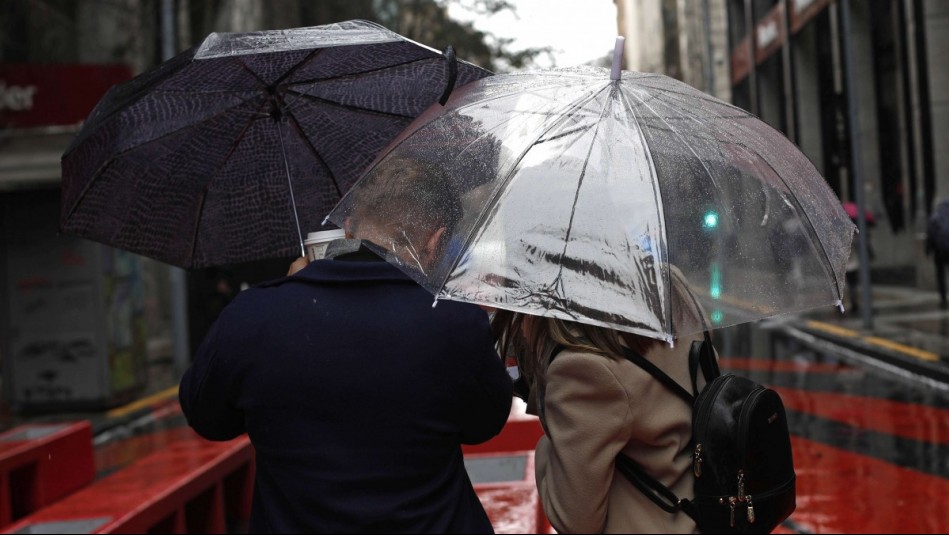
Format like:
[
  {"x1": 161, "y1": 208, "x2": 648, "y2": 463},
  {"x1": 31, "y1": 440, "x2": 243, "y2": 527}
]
[
  {"x1": 611, "y1": 36, "x2": 625, "y2": 80},
  {"x1": 439, "y1": 45, "x2": 458, "y2": 106}
]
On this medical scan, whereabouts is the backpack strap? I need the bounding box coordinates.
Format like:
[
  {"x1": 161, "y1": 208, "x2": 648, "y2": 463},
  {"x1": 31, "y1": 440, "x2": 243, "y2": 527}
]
[
  {"x1": 615, "y1": 454, "x2": 700, "y2": 523},
  {"x1": 616, "y1": 332, "x2": 717, "y2": 527},
  {"x1": 620, "y1": 346, "x2": 694, "y2": 405},
  {"x1": 687, "y1": 331, "x2": 719, "y2": 397}
]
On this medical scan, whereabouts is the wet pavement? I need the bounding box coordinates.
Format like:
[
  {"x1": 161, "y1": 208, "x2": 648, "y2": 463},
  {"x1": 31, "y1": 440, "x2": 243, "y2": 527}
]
[
  {"x1": 781, "y1": 284, "x2": 949, "y2": 388},
  {"x1": 725, "y1": 283, "x2": 949, "y2": 534}
]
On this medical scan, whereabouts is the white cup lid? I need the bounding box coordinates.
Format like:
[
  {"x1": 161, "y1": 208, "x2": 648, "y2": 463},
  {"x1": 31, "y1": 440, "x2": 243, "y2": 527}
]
[{"x1": 304, "y1": 229, "x2": 346, "y2": 244}]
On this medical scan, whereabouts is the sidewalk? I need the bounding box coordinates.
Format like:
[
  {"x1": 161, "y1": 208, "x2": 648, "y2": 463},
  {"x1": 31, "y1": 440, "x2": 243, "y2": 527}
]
[{"x1": 770, "y1": 283, "x2": 949, "y2": 389}]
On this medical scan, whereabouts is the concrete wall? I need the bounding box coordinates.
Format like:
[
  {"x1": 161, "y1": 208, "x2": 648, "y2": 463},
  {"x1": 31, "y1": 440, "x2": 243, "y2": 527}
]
[
  {"x1": 617, "y1": 0, "x2": 731, "y2": 101},
  {"x1": 914, "y1": 0, "x2": 949, "y2": 290},
  {"x1": 926, "y1": 0, "x2": 949, "y2": 202},
  {"x1": 792, "y1": 22, "x2": 824, "y2": 176},
  {"x1": 709, "y1": 0, "x2": 732, "y2": 100},
  {"x1": 618, "y1": 0, "x2": 666, "y2": 73}
]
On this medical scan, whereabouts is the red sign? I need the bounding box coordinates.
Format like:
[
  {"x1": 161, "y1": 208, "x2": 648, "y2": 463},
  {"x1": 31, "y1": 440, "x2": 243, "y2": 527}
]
[{"x1": 0, "y1": 64, "x2": 132, "y2": 129}]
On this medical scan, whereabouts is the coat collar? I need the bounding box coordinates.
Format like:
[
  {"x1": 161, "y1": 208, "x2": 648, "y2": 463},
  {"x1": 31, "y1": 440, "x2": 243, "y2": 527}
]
[{"x1": 258, "y1": 257, "x2": 413, "y2": 288}]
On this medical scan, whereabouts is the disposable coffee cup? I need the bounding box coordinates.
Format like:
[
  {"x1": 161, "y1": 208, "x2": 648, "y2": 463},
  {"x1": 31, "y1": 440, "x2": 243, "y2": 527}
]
[{"x1": 304, "y1": 229, "x2": 346, "y2": 261}]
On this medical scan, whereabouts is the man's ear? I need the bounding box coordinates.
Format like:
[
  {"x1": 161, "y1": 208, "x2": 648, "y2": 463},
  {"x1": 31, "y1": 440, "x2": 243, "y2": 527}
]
[
  {"x1": 343, "y1": 217, "x2": 356, "y2": 239},
  {"x1": 422, "y1": 226, "x2": 447, "y2": 268}
]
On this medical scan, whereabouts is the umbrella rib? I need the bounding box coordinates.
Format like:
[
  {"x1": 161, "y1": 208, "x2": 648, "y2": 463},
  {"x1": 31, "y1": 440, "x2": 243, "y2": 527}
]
[
  {"x1": 60, "y1": 93, "x2": 266, "y2": 238},
  {"x1": 431, "y1": 82, "x2": 611, "y2": 300},
  {"x1": 79, "y1": 93, "x2": 268, "y2": 169},
  {"x1": 188, "y1": 188, "x2": 210, "y2": 267},
  {"x1": 274, "y1": 48, "x2": 323, "y2": 86},
  {"x1": 280, "y1": 108, "x2": 344, "y2": 200},
  {"x1": 185, "y1": 98, "x2": 271, "y2": 267},
  {"x1": 283, "y1": 90, "x2": 417, "y2": 121},
  {"x1": 280, "y1": 54, "x2": 459, "y2": 117},
  {"x1": 630, "y1": 77, "x2": 751, "y2": 113},
  {"x1": 549, "y1": 85, "x2": 617, "y2": 294},
  {"x1": 615, "y1": 88, "x2": 676, "y2": 334}
]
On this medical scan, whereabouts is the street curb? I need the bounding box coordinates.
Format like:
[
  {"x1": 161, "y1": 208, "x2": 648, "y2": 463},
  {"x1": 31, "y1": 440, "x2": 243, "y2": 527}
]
[{"x1": 776, "y1": 322, "x2": 949, "y2": 392}]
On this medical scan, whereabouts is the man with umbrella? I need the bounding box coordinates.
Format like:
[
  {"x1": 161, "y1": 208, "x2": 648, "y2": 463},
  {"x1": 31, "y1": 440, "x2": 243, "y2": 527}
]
[{"x1": 179, "y1": 157, "x2": 513, "y2": 533}]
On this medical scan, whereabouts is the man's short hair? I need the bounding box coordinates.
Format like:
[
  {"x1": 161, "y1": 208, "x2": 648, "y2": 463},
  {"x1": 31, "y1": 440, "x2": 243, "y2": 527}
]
[{"x1": 350, "y1": 157, "x2": 463, "y2": 246}]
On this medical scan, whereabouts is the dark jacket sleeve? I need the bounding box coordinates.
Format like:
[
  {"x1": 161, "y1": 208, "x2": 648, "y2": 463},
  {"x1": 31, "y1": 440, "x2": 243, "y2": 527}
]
[
  {"x1": 178, "y1": 307, "x2": 246, "y2": 441},
  {"x1": 454, "y1": 308, "x2": 514, "y2": 445}
]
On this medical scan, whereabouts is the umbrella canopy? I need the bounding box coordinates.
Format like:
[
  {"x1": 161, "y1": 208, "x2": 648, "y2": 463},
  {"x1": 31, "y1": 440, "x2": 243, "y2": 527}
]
[
  {"x1": 327, "y1": 65, "x2": 857, "y2": 342},
  {"x1": 60, "y1": 19, "x2": 491, "y2": 269}
]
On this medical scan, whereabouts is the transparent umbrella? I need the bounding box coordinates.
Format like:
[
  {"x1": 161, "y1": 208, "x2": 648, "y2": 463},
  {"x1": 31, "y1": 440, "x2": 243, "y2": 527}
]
[{"x1": 327, "y1": 57, "x2": 856, "y2": 343}]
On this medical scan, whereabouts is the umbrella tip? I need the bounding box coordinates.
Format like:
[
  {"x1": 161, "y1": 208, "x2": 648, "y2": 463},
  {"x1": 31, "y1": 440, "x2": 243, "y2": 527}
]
[
  {"x1": 836, "y1": 300, "x2": 845, "y2": 313},
  {"x1": 432, "y1": 298, "x2": 439, "y2": 309},
  {"x1": 439, "y1": 45, "x2": 458, "y2": 106},
  {"x1": 611, "y1": 36, "x2": 625, "y2": 80}
]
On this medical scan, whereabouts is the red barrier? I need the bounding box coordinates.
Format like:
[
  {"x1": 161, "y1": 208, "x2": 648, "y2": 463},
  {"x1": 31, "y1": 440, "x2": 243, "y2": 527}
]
[
  {"x1": 3, "y1": 429, "x2": 254, "y2": 534},
  {"x1": 463, "y1": 400, "x2": 545, "y2": 455},
  {"x1": 0, "y1": 421, "x2": 94, "y2": 528},
  {"x1": 469, "y1": 450, "x2": 554, "y2": 534},
  {"x1": 465, "y1": 401, "x2": 553, "y2": 534}
]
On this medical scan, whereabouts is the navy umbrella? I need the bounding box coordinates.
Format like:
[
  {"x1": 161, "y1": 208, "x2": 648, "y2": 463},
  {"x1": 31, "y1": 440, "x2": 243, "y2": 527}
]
[{"x1": 60, "y1": 19, "x2": 491, "y2": 269}]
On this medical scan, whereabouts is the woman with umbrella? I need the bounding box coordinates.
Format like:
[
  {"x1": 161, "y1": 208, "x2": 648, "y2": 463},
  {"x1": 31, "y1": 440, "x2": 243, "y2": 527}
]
[{"x1": 491, "y1": 267, "x2": 708, "y2": 534}]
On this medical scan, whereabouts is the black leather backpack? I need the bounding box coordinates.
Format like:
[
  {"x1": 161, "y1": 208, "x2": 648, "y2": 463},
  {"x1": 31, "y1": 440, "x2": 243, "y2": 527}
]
[{"x1": 616, "y1": 333, "x2": 796, "y2": 534}]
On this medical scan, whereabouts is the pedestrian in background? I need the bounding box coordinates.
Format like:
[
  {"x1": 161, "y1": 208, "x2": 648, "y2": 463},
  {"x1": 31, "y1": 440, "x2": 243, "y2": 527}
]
[
  {"x1": 926, "y1": 198, "x2": 949, "y2": 309},
  {"x1": 844, "y1": 202, "x2": 875, "y2": 314},
  {"x1": 180, "y1": 158, "x2": 514, "y2": 534},
  {"x1": 491, "y1": 267, "x2": 709, "y2": 534}
]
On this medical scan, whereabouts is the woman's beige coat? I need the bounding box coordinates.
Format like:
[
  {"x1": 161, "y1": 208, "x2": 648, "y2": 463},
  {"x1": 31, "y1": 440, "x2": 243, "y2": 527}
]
[{"x1": 534, "y1": 332, "x2": 708, "y2": 534}]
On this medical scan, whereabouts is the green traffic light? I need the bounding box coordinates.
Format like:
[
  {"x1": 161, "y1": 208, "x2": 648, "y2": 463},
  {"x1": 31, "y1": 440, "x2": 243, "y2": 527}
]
[
  {"x1": 710, "y1": 263, "x2": 721, "y2": 299},
  {"x1": 703, "y1": 210, "x2": 719, "y2": 229}
]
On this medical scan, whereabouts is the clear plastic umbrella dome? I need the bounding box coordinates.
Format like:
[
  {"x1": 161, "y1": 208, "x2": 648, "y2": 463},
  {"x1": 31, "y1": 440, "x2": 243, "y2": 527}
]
[{"x1": 327, "y1": 65, "x2": 857, "y2": 342}]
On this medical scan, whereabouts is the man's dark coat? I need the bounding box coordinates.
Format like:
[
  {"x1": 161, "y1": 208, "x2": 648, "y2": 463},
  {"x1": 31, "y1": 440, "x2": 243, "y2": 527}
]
[{"x1": 180, "y1": 254, "x2": 513, "y2": 533}]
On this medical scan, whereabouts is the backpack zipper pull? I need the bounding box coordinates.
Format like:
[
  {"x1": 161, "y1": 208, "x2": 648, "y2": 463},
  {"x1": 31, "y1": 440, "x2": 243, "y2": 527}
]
[
  {"x1": 737, "y1": 469, "x2": 746, "y2": 499},
  {"x1": 746, "y1": 495, "x2": 756, "y2": 524},
  {"x1": 693, "y1": 444, "x2": 703, "y2": 477}
]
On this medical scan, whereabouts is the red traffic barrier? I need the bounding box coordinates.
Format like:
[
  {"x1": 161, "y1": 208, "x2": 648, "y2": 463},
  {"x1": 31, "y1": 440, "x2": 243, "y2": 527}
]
[
  {"x1": 3, "y1": 429, "x2": 254, "y2": 534},
  {"x1": 468, "y1": 450, "x2": 554, "y2": 534},
  {"x1": 0, "y1": 421, "x2": 94, "y2": 528},
  {"x1": 464, "y1": 401, "x2": 553, "y2": 534}
]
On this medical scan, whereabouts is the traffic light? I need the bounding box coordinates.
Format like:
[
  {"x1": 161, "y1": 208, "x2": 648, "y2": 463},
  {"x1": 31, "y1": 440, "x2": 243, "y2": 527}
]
[
  {"x1": 704, "y1": 209, "x2": 723, "y2": 324},
  {"x1": 702, "y1": 210, "x2": 719, "y2": 229},
  {"x1": 710, "y1": 309, "x2": 724, "y2": 324},
  {"x1": 710, "y1": 262, "x2": 722, "y2": 299}
]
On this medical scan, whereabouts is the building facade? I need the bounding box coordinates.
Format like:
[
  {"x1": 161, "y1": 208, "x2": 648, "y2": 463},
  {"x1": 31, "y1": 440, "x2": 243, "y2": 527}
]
[{"x1": 616, "y1": 0, "x2": 949, "y2": 291}]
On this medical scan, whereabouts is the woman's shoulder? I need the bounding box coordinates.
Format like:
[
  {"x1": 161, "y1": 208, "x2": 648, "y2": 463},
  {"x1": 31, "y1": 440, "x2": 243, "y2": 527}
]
[{"x1": 549, "y1": 346, "x2": 654, "y2": 387}]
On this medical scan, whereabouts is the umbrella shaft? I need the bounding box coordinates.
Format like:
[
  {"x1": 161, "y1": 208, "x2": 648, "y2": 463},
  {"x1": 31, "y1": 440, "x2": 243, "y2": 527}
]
[{"x1": 276, "y1": 120, "x2": 306, "y2": 258}]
